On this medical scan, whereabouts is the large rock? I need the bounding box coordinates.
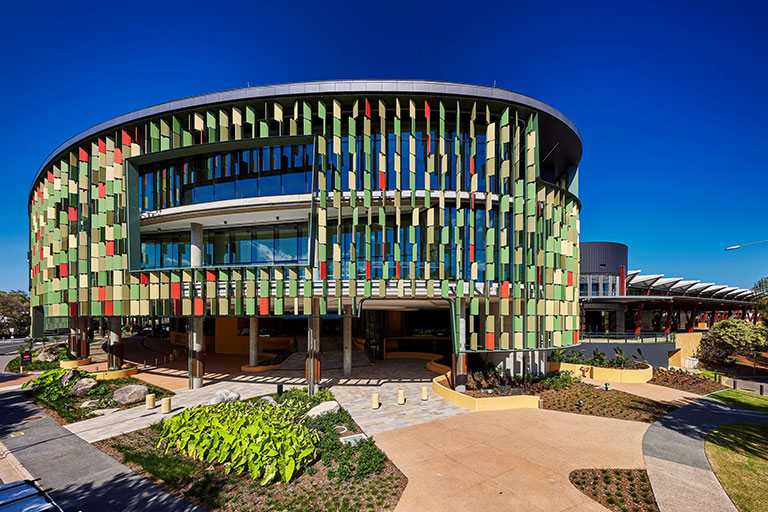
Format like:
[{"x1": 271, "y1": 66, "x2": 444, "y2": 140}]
[
  {"x1": 60, "y1": 369, "x2": 80, "y2": 387},
  {"x1": 257, "y1": 395, "x2": 277, "y2": 407},
  {"x1": 36, "y1": 349, "x2": 58, "y2": 363},
  {"x1": 70, "y1": 378, "x2": 98, "y2": 397},
  {"x1": 305, "y1": 400, "x2": 340, "y2": 418},
  {"x1": 80, "y1": 399, "x2": 101, "y2": 408},
  {"x1": 208, "y1": 389, "x2": 241, "y2": 405},
  {"x1": 113, "y1": 384, "x2": 148, "y2": 405}
]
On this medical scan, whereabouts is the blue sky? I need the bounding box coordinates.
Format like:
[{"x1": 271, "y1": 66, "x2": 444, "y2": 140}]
[{"x1": 1, "y1": 0, "x2": 766, "y2": 291}]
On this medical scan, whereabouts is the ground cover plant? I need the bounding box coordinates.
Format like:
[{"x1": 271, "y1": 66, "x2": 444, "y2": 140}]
[
  {"x1": 5, "y1": 341, "x2": 72, "y2": 373},
  {"x1": 570, "y1": 468, "x2": 659, "y2": 512},
  {"x1": 540, "y1": 382, "x2": 676, "y2": 423},
  {"x1": 550, "y1": 347, "x2": 648, "y2": 369},
  {"x1": 710, "y1": 389, "x2": 768, "y2": 415},
  {"x1": 22, "y1": 368, "x2": 171, "y2": 424},
  {"x1": 648, "y1": 368, "x2": 727, "y2": 395},
  {"x1": 96, "y1": 388, "x2": 406, "y2": 511},
  {"x1": 706, "y1": 423, "x2": 768, "y2": 512},
  {"x1": 463, "y1": 367, "x2": 579, "y2": 397}
]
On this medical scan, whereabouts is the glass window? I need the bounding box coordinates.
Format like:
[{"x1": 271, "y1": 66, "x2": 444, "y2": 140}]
[
  {"x1": 253, "y1": 227, "x2": 274, "y2": 265},
  {"x1": 275, "y1": 225, "x2": 298, "y2": 263}
]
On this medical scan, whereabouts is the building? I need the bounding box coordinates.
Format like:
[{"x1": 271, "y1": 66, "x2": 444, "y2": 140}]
[
  {"x1": 580, "y1": 241, "x2": 757, "y2": 336},
  {"x1": 28, "y1": 80, "x2": 582, "y2": 389}
]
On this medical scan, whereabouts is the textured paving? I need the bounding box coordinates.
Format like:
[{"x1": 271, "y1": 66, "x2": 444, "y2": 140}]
[
  {"x1": 582, "y1": 377, "x2": 702, "y2": 407},
  {"x1": 643, "y1": 397, "x2": 768, "y2": 512},
  {"x1": 0, "y1": 391, "x2": 203, "y2": 511},
  {"x1": 375, "y1": 407, "x2": 649, "y2": 512}
]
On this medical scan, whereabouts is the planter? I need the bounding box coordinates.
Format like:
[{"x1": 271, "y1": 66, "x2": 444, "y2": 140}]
[
  {"x1": 60, "y1": 358, "x2": 92, "y2": 369},
  {"x1": 432, "y1": 372, "x2": 541, "y2": 412},
  {"x1": 91, "y1": 367, "x2": 139, "y2": 380},
  {"x1": 547, "y1": 361, "x2": 653, "y2": 383}
]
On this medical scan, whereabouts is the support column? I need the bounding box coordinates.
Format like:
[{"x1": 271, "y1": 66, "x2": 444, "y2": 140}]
[
  {"x1": 78, "y1": 316, "x2": 89, "y2": 359},
  {"x1": 249, "y1": 316, "x2": 259, "y2": 367},
  {"x1": 189, "y1": 222, "x2": 204, "y2": 389},
  {"x1": 454, "y1": 298, "x2": 468, "y2": 391},
  {"x1": 664, "y1": 304, "x2": 673, "y2": 334},
  {"x1": 68, "y1": 317, "x2": 78, "y2": 357},
  {"x1": 108, "y1": 317, "x2": 124, "y2": 368},
  {"x1": 343, "y1": 303, "x2": 352, "y2": 378},
  {"x1": 687, "y1": 307, "x2": 698, "y2": 333},
  {"x1": 634, "y1": 304, "x2": 644, "y2": 337},
  {"x1": 307, "y1": 299, "x2": 321, "y2": 395}
]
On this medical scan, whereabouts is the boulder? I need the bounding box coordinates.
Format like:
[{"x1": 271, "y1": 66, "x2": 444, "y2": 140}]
[
  {"x1": 70, "y1": 378, "x2": 98, "y2": 397},
  {"x1": 113, "y1": 384, "x2": 148, "y2": 405},
  {"x1": 305, "y1": 400, "x2": 340, "y2": 418},
  {"x1": 257, "y1": 395, "x2": 277, "y2": 407},
  {"x1": 208, "y1": 389, "x2": 241, "y2": 405},
  {"x1": 80, "y1": 399, "x2": 101, "y2": 408},
  {"x1": 60, "y1": 369, "x2": 80, "y2": 387},
  {"x1": 36, "y1": 349, "x2": 58, "y2": 363}
]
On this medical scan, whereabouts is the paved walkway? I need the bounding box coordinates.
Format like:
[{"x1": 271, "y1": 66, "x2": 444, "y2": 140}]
[
  {"x1": 583, "y1": 378, "x2": 701, "y2": 407},
  {"x1": 643, "y1": 397, "x2": 768, "y2": 512},
  {"x1": 0, "y1": 391, "x2": 203, "y2": 511},
  {"x1": 375, "y1": 407, "x2": 649, "y2": 512}
]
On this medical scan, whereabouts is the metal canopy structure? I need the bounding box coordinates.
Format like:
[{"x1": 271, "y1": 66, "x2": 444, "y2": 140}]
[{"x1": 626, "y1": 270, "x2": 753, "y2": 302}]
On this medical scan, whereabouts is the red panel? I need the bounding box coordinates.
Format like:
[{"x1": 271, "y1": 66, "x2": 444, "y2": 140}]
[
  {"x1": 106, "y1": 241, "x2": 114, "y2": 256},
  {"x1": 396, "y1": 261, "x2": 401, "y2": 279},
  {"x1": 121, "y1": 130, "x2": 131, "y2": 146},
  {"x1": 365, "y1": 261, "x2": 371, "y2": 279},
  {"x1": 486, "y1": 333, "x2": 495, "y2": 350},
  {"x1": 105, "y1": 301, "x2": 113, "y2": 316},
  {"x1": 79, "y1": 147, "x2": 88, "y2": 161},
  {"x1": 619, "y1": 265, "x2": 626, "y2": 295},
  {"x1": 171, "y1": 282, "x2": 181, "y2": 299},
  {"x1": 500, "y1": 281, "x2": 509, "y2": 298},
  {"x1": 379, "y1": 170, "x2": 386, "y2": 190},
  {"x1": 98, "y1": 138, "x2": 106, "y2": 154},
  {"x1": 424, "y1": 100, "x2": 431, "y2": 119},
  {"x1": 194, "y1": 298, "x2": 204, "y2": 316},
  {"x1": 427, "y1": 133, "x2": 431, "y2": 155},
  {"x1": 98, "y1": 287, "x2": 106, "y2": 301},
  {"x1": 574, "y1": 331, "x2": 579, "y2": 344},
  {"x1": 68, "y1": 207, "x2": 77, "y2": 221},
  {"x1": 567, "y1": 271, "x2": 573, "y2": 287},
  {"x1": 206, "y1": 270, "x2": 216, "y2": 281},
  {"x1": 140, "y1": 273, "x2": 149, "y2": 284},
  {"x1": 259, "y1": 297, "x2": 269, "y2": 315},
  {"x1": 70, "y1": 302, "x2": 78, "y2": 316},
  {"x1": 365, "y1": 98, "x2": 371, "y2": 118},
  {"x1": 98, "y1": 183, "x2": 106, "y2": 198},
  {"x1": 114, "y1": 147, "x2": 123, "y2": 164},
  {"x1": 59, "y1": 263, "x2": 68, "y2": 277},
  {"x1": 47, "y1": 170, "x2": 54, "y2": 183},
  {"x1": 469, "y1": 156, "x2": 475, "y2": 175},
  {"x1": 320, "y1": 261, "x2": 327, "y2": 279},
  {"x1": 469, "y1": 244, "x2": 475, "y2": 263}
]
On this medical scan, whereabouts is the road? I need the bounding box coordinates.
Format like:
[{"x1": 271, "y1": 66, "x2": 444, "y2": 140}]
[{"x1": 0, "y1": 338, "x2": 39, "y2": 356}]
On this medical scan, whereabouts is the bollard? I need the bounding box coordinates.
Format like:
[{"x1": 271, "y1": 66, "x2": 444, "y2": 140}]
[
  {"x1": 733, "y1": 379, "x2": 737, "y2": 390},
  {"x1": 421, "y1": 386, "x2": 429, "y2": 401},
  {"x1": 161, "y1": 397, "x2": 172, "y2": 414},
  {"x1": 145, "y1": 393, "x2": 156, "y2": 410},
  {"x1": 371, "y1": 392, "x2": 380, "y2": 410},
  {"x1": 538, "y1": 398, "x2": 543, "y2": 409},
  {"x1": 761, "y1": 384, "x2": 764, "y2": 396},
  {"x1": 397, "y1": 389, "x2": 405, "y2": 405}
]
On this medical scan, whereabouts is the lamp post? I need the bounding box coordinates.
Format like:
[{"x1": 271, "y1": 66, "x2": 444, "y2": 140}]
[{"x1": 725, "y1": 240, "x2": 768, "y2": 251}]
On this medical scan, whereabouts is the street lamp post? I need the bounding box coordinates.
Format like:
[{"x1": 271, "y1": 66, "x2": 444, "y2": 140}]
[{"x1": 725, "y1": 240, "x2": 768, "y2": 251}]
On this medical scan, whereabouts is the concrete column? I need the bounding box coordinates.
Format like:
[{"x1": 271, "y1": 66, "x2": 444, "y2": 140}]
[
  {"x1": 78, "y1": 316, "x2": 89, "y2": 359},
  {"x1": 189, "y1": 317, "x2": 204, "y2": 389},
  {"x1": 343, "y1": 303, "x2": 352, "y2": 378},
  {"x1": 307, "y1": 299, "x2": 321, "y2": 395},
  {"x1": 68, "y1": 317, "x2": 78, "y2": 357},
  {"x1": 108, "y1": 316, "x2": 123, "y2": 368},
  {"x1": 188, "y1": 222, "x2": 204, "y2": 389},
  {"x1": 249, "y1": 317, "x2": 259, "y2": 367},
  {"x1": 454, "y1": 298, "x2": 467, "y2": 391}
]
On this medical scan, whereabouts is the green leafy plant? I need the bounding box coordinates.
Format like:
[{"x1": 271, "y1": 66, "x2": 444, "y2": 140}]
[
  {"x1": 158, "y1": 400, "x2": 318, "y2": 485},
  {"x1": 22, "y1": 367, "x2": 85, "y2": 401}
]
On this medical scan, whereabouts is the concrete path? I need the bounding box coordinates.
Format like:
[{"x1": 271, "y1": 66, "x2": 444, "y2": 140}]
[
  {"x1": 583, "y1": 378, "x2": 701, "y2": 407},
  {"x1": 643, "y1": 397, "x2": 768, "y2": 512},
  {"x1": 0, "y1": 391, "x2": 203, "y2": 512},
  {"x1": 375, "y1": 407, "x2": 649, "y2": 512},
  {"x1": 65, "y1": 372, "x2": 304, "y2": 443}
]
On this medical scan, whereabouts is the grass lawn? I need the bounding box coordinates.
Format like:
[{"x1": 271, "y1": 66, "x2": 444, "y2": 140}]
[
  {"x1": 706, "y1": 423, "x2": 768, "y2": 512},
  {"x1": 570, "y1": 468, "x2": 659, "y2": 511},
  {"x1": 540, "y1": 382, "x2": 676, "y2": 423},
  {"x1": 710, "y1": 389, "x2": 768, "y2": 415}
]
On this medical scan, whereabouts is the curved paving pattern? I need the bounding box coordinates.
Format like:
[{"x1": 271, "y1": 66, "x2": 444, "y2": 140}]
[{"x1": 643, "y1": 397, "x2": 768, "y2": 512}]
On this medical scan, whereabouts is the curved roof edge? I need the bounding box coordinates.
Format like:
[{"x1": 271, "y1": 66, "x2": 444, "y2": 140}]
[{"x1": 30, "y1": 80, "x2": 581, "y2": 195}]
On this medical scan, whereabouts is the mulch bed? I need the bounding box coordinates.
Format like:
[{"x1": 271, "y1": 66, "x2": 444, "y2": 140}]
[
  {"x1": 570, "y1": 468, "x2": 659, "y2": 512},
  {"x1": 95, "y1": 423, "x2": 407, "y2": 512},
  {"x1": 649, "y1": 368, "x2": 727, "y2": 395},
  {"x1": 540, "y1": 383, "x2": 676, "y2": 423}
]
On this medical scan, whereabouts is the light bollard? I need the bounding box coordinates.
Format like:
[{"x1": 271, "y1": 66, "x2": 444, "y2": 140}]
[
  {"x1": 371, "y1": 392, "x2": 380, "y2": 410},
  {"x1": 397, "y1": 389, "x2": 405, "y2": 405},
  {"x1": 145, "y1": 393, "x2": 156, "y2": 410},
  {"x1": 421, "y1": 386, "x2": 428, "y2": 401},
  {"x1": 161, "y1": 397, "x2": 172, "y2": 414}
]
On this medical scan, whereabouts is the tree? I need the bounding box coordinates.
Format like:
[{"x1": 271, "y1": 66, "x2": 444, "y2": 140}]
[
  {"x1": 0, "y1": 290, "x2": 30, "y2": 337},
  {"x1": 753, "y1": 277, "x2": 768, "y2": 324},
  {"x1": 697, "y1": 318, "x2": 767, "y2": 371}
]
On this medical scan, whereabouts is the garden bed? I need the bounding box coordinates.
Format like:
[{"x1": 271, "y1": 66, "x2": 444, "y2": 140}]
[
  {"x1": 570, "y1": 468, "x2": 659, "y2": 511},
  {"x1": 5, "y1": 343, "x2": 73, "y2": 373},
  {"x1": 540, "y1": 382, "x2": 676, "y2": 423},
  {"x1": 648, "y1": 368, "x2": 727, "y2": 395},
  {"x1": 95, "y1": 389, "x2": 406, "y2": 512},
  {"x1": 24, "y1": 369, "x2": 172, "y2": 424}
]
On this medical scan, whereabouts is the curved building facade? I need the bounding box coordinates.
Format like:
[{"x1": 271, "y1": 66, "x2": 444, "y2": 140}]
[{"x1": 28, "y1": 80, "x2": 581, "y2": 387}]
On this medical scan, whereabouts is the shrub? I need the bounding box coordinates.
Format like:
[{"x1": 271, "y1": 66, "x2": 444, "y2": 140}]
[
  {"x1": 22, "y1": 368, "x2": 86, "y2": 401},
  {"x1": 158, "y1": 401, "x2": 318, "y2": 485},
  {"x1": 697, "y1": 318, "x2": 767, "y2": 366}
]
